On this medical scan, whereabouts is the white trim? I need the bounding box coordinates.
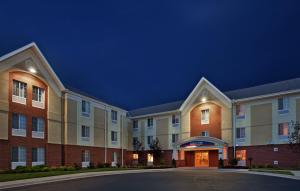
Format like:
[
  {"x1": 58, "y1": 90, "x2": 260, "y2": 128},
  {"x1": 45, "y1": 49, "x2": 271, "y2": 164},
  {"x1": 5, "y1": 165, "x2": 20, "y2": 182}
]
[
  {"x1": 129, "y1": 110, "x2": 179, "y2": 119},
  {"x1": 12, "y1": 129, "x2": 26, "y2": 137},
  {"x1": 32, "y1": 131, "x2": 44, "y2": 139},
  {"x1": 11, "y1": 162, "x2": 26, "y2": 170},
  {"x1": 179, "y1": 77, "x2": 232, "y2": 111}
]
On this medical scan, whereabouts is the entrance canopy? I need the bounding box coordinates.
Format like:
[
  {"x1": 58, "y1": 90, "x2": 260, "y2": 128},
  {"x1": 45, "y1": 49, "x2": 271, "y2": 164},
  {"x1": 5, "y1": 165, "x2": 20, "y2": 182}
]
[{"x1": 178, "y1": 136, "x2": 227, "y2": 150}]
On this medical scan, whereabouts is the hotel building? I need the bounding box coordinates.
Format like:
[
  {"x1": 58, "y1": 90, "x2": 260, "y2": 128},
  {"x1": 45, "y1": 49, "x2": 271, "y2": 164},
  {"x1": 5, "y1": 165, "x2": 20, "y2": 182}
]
[{"x1": 0, "y1": 43, "x2": 299, "y2": 170}]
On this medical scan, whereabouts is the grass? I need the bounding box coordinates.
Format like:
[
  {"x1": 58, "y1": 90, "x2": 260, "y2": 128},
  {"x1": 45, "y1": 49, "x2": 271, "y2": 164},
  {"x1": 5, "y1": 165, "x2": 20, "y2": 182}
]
[
  {"x1": 0, "y1": 168, "x2": 135, "y2": 182},
  {"x1": 249, "y1": 169, "x2": 294, "y2": 176}
]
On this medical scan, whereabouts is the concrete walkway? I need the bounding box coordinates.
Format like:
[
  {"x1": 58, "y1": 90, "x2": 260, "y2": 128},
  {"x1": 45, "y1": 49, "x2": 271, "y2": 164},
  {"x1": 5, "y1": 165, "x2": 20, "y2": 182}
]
[{"x1": 0, "y1": 168, "x2": 175, "y2": 190}]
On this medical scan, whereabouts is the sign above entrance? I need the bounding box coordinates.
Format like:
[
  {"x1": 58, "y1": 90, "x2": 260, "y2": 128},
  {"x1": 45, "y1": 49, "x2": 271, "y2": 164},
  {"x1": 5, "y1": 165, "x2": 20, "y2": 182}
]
[{"x1": 180, "y1": 140, "x2": 215, "y2": 148}]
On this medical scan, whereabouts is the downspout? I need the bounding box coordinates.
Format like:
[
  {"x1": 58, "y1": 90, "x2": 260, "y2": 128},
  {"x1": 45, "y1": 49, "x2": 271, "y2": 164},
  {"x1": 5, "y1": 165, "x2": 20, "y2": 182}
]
[
  {"x1": 104, "y1": 106, "x2": 107, "y2": 163},
  {"x1": 121, "y1": 115, "x2": 124, "y2": 167},
  {"x1": 232, "y1": 100, "x2": 236, "y2": 159}
]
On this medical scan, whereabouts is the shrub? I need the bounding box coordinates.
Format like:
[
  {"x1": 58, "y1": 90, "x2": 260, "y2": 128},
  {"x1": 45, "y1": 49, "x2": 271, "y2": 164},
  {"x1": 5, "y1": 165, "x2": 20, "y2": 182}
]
[
  {"x1": 97, "y1": 162, "x2": 104, "y2": 168},
  {"x1": 266, "y1": 164, "x2": 274, "y2": 168},
  {"x1": 66, "y1": 166, "x2": 76, "y2": 171},
  {"x1": 88, "y1": 163, "x2": 95, "y2": 169},
  {"x1": 116, "y1": 163, "x2": 121, "y2": 168},
  {"x1": 257, "y1": 164, "x2": 265, "y2": 168},
  {"x1": 104, "y1": 163, "x2": 111, "y2": 168},
  {"x1": 73, "y1": 163, "x2": 81, "y2": 170},
  {"x1": 229, "y1": 158, "x2": 238, "y2": 166}
]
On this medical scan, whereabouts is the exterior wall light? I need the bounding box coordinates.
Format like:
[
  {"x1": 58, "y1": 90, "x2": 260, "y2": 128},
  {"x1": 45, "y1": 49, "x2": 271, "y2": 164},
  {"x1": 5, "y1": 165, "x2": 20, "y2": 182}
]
[
  {"x1": 201, "y1": 97, "x2": 207, "y2": 102},
  {"x1": 29, "y1": 67, "x2": 37, "y2": 74}
]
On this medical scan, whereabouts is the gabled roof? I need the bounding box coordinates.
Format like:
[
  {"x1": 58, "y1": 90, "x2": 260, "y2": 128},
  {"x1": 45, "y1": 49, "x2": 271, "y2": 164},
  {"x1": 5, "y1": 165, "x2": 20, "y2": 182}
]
[
  {"x1": 224, "y1": 77, "x2": 300, "y2": 100},
  {"x1": 128, "y1": 100, "x2": 183, "y2": 118},
  {"x1": 0, "y1": 42, "x2": 65, "y2": 95}
]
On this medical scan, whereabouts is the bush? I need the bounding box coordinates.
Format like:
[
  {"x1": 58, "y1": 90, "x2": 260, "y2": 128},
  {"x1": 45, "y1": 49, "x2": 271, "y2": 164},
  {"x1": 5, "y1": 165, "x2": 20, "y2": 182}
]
[
  {"x1": 104, "y1": 163, "x2": 111, "y2": 168},
  {"x1": 97, "y1": 162, "x2": 104, "y2": 168},
  {"x1": 229, "y1": 158, "x2": 238, "y2": 166},
  {"x1": 219, "y1": 159, "x2": 224, "y2": 168},
  {"x1": 266, "y1": 164, "x2": 274, "y2": 168},
  {"x1": 116, "y1": 163, "x2": 121, "y2": 168},
  {"x1": 73, "y1": 163, "x2": 81, "y2": 170},
  {"x1": 88, "y1": 163, "x2": 95, "y2": 169},
  {"x1": 257, "y1": 164, "x2": 265, "y2": 168}
]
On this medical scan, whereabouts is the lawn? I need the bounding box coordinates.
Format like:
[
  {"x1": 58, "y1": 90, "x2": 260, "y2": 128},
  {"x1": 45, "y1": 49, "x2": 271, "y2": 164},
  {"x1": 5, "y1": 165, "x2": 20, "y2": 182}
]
[
  {"x1": 249, "y1": 169, "x2": 294, "y2": 176},
  {"x1": 0, "y1": 168, "x2": 134, "y2": 182}
]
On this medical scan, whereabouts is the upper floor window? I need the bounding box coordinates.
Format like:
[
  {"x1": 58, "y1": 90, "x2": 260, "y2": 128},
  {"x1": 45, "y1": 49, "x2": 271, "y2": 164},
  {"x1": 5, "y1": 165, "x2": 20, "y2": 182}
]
[
  {"x1": 236, "y1": 104, "x2": 245, "y2": 119},
  {"x1": 201, "y1": 131, "x2": 209, "y2": 137},
  {"x1": 12, "y1": 113, "x2": 26, "y2": 137},
  {"x1": 133, "y1": 120, "x2": 138, "y2": 129},
  {"x1": 32, "y1": 86, "x2": 44, "y2": 102},
  {"x1": 133, "y1": 137, "x2": 139, "y2": 147},
  {"x1": 13, "y1": 80, "x2": 27, "y2": 98},
  {"x1": 111, "y1": 110, "x2": 117, "y2": 123},
  {"x1": 147, "y1": 136, "x2": 153, "y2": 145},
  {"x1": 278, "y1": 123, "x2": 289, "y2": 138},
  {"x1": 111, "y1": 131, "x2": 118, "y2": 142},
  {"x1": 278, "y1": 97, "x2": 289, "y2": 114},
  {"x1": 201, "y1": 109, "x2": 209, "y2": 124},
  {"x1": 32, "y1": 117, "x2": 45, "y2": 139},
  {"x1": 236, "y1": 127, "x2": 246, "y2": 139},
  {"x1": 172, "y1": 115, "x2": 180, "y2": 126},
  {"x1": 147, "y1": 118, "x2": 153, "y2": 128},
  {"x1": 81, "y1": 125, "x2": 90, "y2": 141},
  {"x1": 81, "y1": 100, "x2": 90, "y2": 117},
  {"x1": 172, "y1": 134, "x2": 179, "y2": 143}
]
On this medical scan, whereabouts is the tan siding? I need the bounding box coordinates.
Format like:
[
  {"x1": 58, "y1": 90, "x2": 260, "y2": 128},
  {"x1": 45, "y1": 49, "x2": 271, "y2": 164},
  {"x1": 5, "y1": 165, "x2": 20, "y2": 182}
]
[
  {"x1": 251, "y1": 103, "x2": 272, "y2": 145},
  {"x1": 127, "y1": 120, "x2": 133, "y2": 150},
  {"x1": 0, "y1": 70, "x2": 9, "y2": 140},
  {"x1": 221, "y1": 107, "x2": 233, "y2": 145},
  {"x1": 94, "y1": 107, "x2": 105, "y2": 147},
  {"x1": 156, "y1": 118, "x2": 169, "y2": 150},
  {"x1": 296, "y1": 99, "x2": 300, "y2": 122},
  {"x1": 66, "y1": 99, "x2": 77, "y2": 145},
  {"x1": 141, "y1": 121, "x2": 145, "y2": 146}
]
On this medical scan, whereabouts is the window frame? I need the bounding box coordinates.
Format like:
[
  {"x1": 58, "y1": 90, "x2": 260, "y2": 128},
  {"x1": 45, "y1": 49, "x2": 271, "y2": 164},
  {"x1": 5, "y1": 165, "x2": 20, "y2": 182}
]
[
  {"x1": 201, "y1": 109, "x2": 210, "y2": 124},
  {"x1": 147, "y1": 118, "x2": 153, "y2": 128},
  {"x1": 111, "y1": 110, "x2": 118, "y2": 123},
  {"x1": 147, "y1": 136, "x2": 153, "y2": 145},
  {"x1": 111, "y1": 131, "x2": 118, "y2": 142},
  {"x1": 172, "y1": 133, "x2": 179, "y2": 143},
  {"x1": 81, "y1": 100, "x2": 91, "y2": 117},
  {"x1": 81, "y1": 125, "x2": 90, "y2": 141},
  {"x1": 236, "y1": 127, "x2": 246, "y2": 140},
  {"x1": 278, "y1": 122, "x2": 289, "y2": 138}
]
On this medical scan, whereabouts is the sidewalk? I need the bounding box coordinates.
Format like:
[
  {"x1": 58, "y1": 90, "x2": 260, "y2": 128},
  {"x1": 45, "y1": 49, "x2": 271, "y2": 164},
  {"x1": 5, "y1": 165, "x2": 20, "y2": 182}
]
[
  {"x1": 229, "y1": 169, "x2": 300, "y2": 180},
  {"x1": 0, "y1": 168, "x2": 174, "y2": 190}
]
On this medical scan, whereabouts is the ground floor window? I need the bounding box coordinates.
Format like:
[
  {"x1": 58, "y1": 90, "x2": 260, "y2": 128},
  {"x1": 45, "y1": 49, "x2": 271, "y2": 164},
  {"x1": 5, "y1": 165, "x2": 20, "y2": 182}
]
[
  {"x1": 32, "y1": 147, "x2": 45, "y2": 163},
  {"x1": 12, "y1": 146, "x2": 26, "y2": 162},
  {"x1": 236, "y1": 150, "x2": 247, "y2": 166},
  {"x1": 147, "y1": 153, "x2": 153, "y2": 162},
  {"x1": 112, "y1": 152, "x2": 118, "y2": 163},
  {"x1": 82, "y1": 150, "x2": 90, "y2": 162},
  {"x1": 133, "y1": 153, "x2": 138, "y2": 160}
]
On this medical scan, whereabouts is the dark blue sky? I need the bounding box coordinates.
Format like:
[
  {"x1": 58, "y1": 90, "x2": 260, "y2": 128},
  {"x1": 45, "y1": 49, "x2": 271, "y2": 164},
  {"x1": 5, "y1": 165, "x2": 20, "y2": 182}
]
[{"x1": 1, "y1": 1, "x2": 300, "y2": 110}]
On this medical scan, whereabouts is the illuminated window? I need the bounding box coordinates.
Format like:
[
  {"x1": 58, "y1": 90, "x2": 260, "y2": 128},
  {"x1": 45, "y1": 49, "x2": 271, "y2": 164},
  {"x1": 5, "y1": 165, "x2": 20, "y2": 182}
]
[
  {"x1": 147, "y1": 153, "x2": 153, "y2": 162},
  {"x1": 201, "y1": 131, "x2": 209, "y2": 137},
  {"x1": 32, "y1": 86, "x2": 44, "y2": 103},
  {"x1": 236, "y1": 104, "x2": 245, "y2": 118},
  {"x1": 133, "y1": 154, "x2": 138, "y2": 160},
  {"x1": 236, "y1": 150, "x2": 246, "y2": 161},
  {"x1": 201, "y1": 109, "x2": 209, "y2": 124},
  {"x1": 13, "y1": 80, "x2": 27, "y2": 98},
  {"x1": 278, "y1": 123, "x2": 289, "y2": 137},
  {"x1": 223, "y1": 147, "x2": 228, "y2": 160}
]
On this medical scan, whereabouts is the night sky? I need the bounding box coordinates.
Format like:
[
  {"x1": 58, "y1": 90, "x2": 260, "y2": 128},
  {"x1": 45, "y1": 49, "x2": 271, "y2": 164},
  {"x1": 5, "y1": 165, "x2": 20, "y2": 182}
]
[{"x1": 0, "y1": 1, "x2": 300, "y2": 110}]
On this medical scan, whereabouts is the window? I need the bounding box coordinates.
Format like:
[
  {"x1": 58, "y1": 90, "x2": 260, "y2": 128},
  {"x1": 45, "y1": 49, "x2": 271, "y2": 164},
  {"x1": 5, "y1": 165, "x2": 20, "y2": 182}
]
[
  {"x1": 172, "y1": 115, "x2": 179, "y2": 124},
  {"x1": 236, "y1": 127, "x2": 246, "y2": 139},
  {"x1": 172, "y1": 134, "x2": 179, "y2": 143},
  {"x1": 81, "y1": 100, "x2": 90, "y2": 117},
  {"x1": 201, "y1": 131, "x2": 209, "y2": 137},
  {"x1": 11, "y1": 146, "x2": 26, "y2": 162},
  {"x1": 147, "y1": 153, "x2": 153, "y2": 162},
  {"x1": 12, "y1": 113, "x2": 26, "y2": 136},
  {"x1": 147, "y1": 118, "x2": 153, "y2": 127},
  {"x1": 236, "y1": 104, "x2": 245, "y2": 119},
  {"x1": 13, "y1": 80, "x2": 27, "y2": 98},
  {"x1": 32, "y1": 117, "x2": 45, "y2": 132},
  {"x1": 81, "y1": 125, "x2": 90, "y2": 141},
  {"x1": 147, "y1": 136, "x2": 153, "y2": 145},
  {"x1": 133, "y1": 137, "x2": 138, "y2": 147},
  {"x1": 32, "y1": 147, "x2": 45, "y2": 163},
  {"x1": 278, "y1": 97, "x2": 289, "y2": 113},
  {"x1": 236, "y1": 150, "x2": 246, "y2": 161},
  {"x1": 278, "y1": 123, "x2": 289, "y2": 137},
  {"x1": 111, "y1": 110, "x2": 117, "y2": 122},
  {"x1": 112, "y1": 152, "x2": 118, "y2": 163},
  {"x1": 111, "y1": 131, "x2": 118, "y2": 142},
  {"x1": 133, "y1": 120, "x2": 138, "y2": 129},
  {"x1": 32, "y1": 86, "x2": 44, "y2": 102},
  {"x1": 82, "y1": 150, "x2": 90, "y2": 162},
  {"x1": 201, "y1": 109, "x2": 209, "y2": 124},
  {"x1": 32, "y1": 117, "x2": 45, "y2": 139},
  {"x1": 133, "y1": 153, "x2": 138, "y2": 160}
]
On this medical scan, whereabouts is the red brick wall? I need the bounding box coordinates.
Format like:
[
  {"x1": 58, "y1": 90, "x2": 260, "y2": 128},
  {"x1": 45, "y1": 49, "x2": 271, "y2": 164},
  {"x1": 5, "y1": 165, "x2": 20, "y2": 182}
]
[
  {"x1": 185, "y1": 151, "x2": 195, "y2": 166},
  {"x1": 228, "y1": 144, "x2": 300, "y2": 168},
  {"x1": 47, "y1": 143, "x2": 62, "y2": 167},
  {"x1": 190, "y1": 103, "x2": 221, "y2": 138},
  {"x1": 0, "y1": 140, "x2": 10, "y2": 170},
  {"x1": 209, "y1": 150, "x2": 218, "y2": 167}
]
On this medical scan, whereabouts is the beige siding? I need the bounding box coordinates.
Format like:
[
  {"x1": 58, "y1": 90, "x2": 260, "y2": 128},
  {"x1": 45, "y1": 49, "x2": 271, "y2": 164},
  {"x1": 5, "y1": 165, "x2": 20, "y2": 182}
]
[
  {"x1": 127, "y1": 120, "x2": 133, "y2": 150},
  {"x1": 140, "y1": 121, "x2": 145, "y2": 146},
  {"x1": 94, "y1": 107, "x2": 105, "y2": 147},
  {"x1": 47, "y1": 87, "x2": 62, "y2": 144},
  {"x1": 156, "y1": 118, "x2": 169, "y2": 150},
  {"x1": 251, "y1": 103, "x2": 272, "y2": 145},
  {"x1": 65, "y1": 99, "x2": 77, "y2": 145},
  {"x1": 0, "y1": 70, "x2": 9, "y2": 140},
  {"x1": 296, "y1": 99, "x2": 300, "y2": 122},
  {"x1": 221, "y1": 107, "x2": 233, "y2": 145}
]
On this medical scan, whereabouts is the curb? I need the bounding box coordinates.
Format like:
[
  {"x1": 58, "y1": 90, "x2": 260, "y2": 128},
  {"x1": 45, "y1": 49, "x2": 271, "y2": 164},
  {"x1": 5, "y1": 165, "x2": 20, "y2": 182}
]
[{"x1": 0, "y1": 168, "x2": 174, "y2": 190}]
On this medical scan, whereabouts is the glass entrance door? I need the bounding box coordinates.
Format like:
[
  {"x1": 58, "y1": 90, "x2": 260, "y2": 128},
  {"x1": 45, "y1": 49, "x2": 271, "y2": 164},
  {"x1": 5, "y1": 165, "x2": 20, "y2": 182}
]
[{"x1": 195, "y1": 151, "x2": 209, "y2": 167}]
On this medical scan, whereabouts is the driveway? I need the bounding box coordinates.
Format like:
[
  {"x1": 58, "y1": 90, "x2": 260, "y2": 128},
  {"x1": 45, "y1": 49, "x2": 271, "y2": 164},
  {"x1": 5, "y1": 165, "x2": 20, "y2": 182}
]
[{"x1": 2, "y1": 169, "x2": 299, "y2": 191}]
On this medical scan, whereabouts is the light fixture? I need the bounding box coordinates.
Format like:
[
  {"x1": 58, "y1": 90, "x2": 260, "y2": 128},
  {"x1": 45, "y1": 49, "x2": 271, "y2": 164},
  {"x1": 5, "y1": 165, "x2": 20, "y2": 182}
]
[
  {"x1": 201, "y1": 97, "x2": 207, "y2": 102},
  {"x1": 28, "y1": 67, "x2": 37, "y2": 74}
]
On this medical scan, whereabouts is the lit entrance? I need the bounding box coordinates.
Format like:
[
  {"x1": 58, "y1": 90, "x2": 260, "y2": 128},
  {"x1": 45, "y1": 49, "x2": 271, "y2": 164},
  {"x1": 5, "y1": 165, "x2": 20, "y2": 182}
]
[{"x1": 195, "y1": 151, "x2": 209, "y2": 167}]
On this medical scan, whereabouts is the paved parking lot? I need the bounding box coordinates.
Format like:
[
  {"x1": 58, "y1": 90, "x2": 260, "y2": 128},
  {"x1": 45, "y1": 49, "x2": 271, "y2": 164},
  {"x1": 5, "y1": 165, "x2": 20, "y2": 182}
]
[{"x1": 2, "y1": 169, "x2": 299, "y2": 191}]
